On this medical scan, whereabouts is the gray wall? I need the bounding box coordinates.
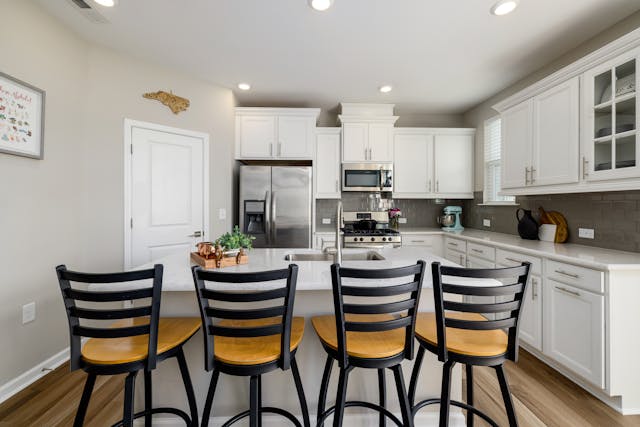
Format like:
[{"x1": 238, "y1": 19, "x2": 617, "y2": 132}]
[
  {"x1": 0, "y1": 0, "x2": 236, "y2": 385},
  {"x1": 463, "y1": 191, "x2": 640, "y2": 253}
]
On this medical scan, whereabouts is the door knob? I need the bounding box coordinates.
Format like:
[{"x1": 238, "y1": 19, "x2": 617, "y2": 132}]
[{"x1": 189, "y1": 231, "x2": 203, "y2": 238}]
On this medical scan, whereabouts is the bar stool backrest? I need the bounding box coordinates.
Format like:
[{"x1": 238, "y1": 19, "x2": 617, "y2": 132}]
[
  {"x1": 192, "y1": 265, "x2": 299, "y2": 371},
  {"x1": 55, "y1": 264, "x2": 163, "y2": 371},
  {"x1": 431, "y1": 261, "x2": 531, "y2": 363},
  {"x1": 330, "y1": 261, "x2": 426, "y2": 367}
]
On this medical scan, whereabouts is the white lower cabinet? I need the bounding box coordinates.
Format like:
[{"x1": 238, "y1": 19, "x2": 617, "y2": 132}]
[
  {"x1": 543, "y1": 278, "x2": 605, "y2": 388},
  {"x1": 465, "y1": 255, "x2": 498, "y2": 319},
  {"x1": 402, "y1": 233, "x2": 443, "y2": 257},
  {"x1": 445, "y1": 248, "x2": 466, "y2": 266}
]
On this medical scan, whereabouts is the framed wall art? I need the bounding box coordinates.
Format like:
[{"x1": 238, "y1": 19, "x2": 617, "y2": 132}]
[{"x1": 0, "y1": 71, "x2": 45, "y2": 159}]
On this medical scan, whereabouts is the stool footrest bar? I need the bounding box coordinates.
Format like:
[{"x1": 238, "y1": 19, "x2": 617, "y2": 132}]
[{"x1": 412, "y1": 398, "x2": 498, "y2": 427}]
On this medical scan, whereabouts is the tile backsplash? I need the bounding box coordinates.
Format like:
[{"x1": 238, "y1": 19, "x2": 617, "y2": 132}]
[
  {"x1": 464, "y1": 191, "x2": 640, "y2": 253},
  {"x1": 315, "y1": 193, "x2": 463, "y2": 229}
]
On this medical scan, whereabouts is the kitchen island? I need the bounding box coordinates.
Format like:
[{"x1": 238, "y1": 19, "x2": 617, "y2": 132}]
[{"x1": 101, "y1": 247, "x2": 468, "y2": 426}]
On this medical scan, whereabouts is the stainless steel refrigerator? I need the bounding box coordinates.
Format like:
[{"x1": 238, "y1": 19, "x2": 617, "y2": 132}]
[{"x1": 239, "y1": 165, "x2": 312, "y2": 248}]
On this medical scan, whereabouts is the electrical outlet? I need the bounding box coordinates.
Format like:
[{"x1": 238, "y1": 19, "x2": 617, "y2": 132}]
[
  {"x1": 578, "y1": 228, "x2": 595, "y2": 239},
  {"x1": 322, "y1": 218, "x2": 331, "y2": 225},
  {"x1": 483, "y1": 219, "x2": 491, "y2": 227},
  {"x1": 22, "y1": 302, "x2": 36, "y2": 324},
  {"x1": 218, "y1": 208, "x2": 226, "y2": 220},
  {"x1": 398, "y1": 218, "x2": 407, "y2": 224}
]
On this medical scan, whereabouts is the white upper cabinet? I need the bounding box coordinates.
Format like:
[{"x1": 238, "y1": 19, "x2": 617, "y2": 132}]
[
  {"x1": 342, "y1": 123, "x2": 369, "y2": 162},
  {"x1": 393, "y1": 132, "x2": 434, "y2": 197},
  {"x1": 502, "y1": 100, "x2": 533, "y2": 189},
  {"x1": 532, "y1": 77, "x2": 580, "y2": 186},
  {"x1": 393, "y1": 129, "x2": 474, "y2": 199},
  {"x1": 583, "y1": 47, "x2": 640, "y2": 182},
  {"x1": 315, "y1": 128, "x2": 341, "y2": 199},
  {"x1": 434, "y1": 133, "x2": 474, "y2": 197},
  {"x1": 495, "y1": 30, "x2": 640, "y2": 195},
  {"x1": 235, "y1": 108, "x2": 320, "y2": 160},
  {"x1": 237, "y1": 115, "x2": 276, "y2": 158},
  {"x1": 339, "y1": 103, "x2": 398, "y2": 163}
]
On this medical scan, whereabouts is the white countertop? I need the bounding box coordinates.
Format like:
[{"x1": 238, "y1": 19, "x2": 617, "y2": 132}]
[
  {"x1": 90, "y1": 247, "x2": 498, "y2": 292},
  {"x1": 394, "y1": 227, "x2": 640, "y2": 271}
]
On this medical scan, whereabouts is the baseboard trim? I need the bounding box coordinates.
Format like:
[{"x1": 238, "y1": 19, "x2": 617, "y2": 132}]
[
  {"x1": 0, "y1": 347, "x2": 70, "y2": 404},
  {"x1": 133, "y1": 412, "x2": 466, "y2": 426}
]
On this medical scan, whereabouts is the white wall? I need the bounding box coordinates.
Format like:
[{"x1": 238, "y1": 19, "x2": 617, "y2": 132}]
[
  {"x1": 464, "y1": 10, "x2": 640, "y2": 192},
  {"x1": 0, "y1": 0, "x2": 236, "y2": 385}
]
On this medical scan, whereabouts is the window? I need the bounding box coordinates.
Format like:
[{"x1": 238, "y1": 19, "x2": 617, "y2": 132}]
[{"x1": 484, "y1": 117, "x2": 515, "y2": 204}]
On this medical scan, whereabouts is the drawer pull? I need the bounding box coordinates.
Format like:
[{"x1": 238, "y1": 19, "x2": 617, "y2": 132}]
[
  {"x1": 448, "y1": 242, "x2": 459, "y2": 247},
  {"x1": 471, "y1": 248, "x2": 484, "y2": 254},
  {"x1": 556, "y1": 286, "x2": 580, "y2": 297},
  {"x1": 505, "y1": 257, "x2": 524, "y2": 264},
  {"x1": 411, "y1": 240, "x2": 426, "y2": 243},
  {"x1": 555, "y1": 269, "x2": 579, "y2": 279}
]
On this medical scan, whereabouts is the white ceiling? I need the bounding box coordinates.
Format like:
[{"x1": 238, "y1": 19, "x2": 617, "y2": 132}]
[{"x1": 37, "y1": 0, "x2": 640, "y2": 116}]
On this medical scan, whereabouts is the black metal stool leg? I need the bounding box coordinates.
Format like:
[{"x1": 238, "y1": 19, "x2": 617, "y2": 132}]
[
  {"x1": 73, "y1": 373, "x2": 97, "y2": 427},
  {"x1": 317, "y1": 356, "x2": 333, "y2": 427},
  {"x1": 291, "y1": 358, "x2": 311, "y2": 427},
  {"x1": 176, "y1": 348, "x2": 199, "y2": 427},
  {"x1": 408, "y1": 346, "x2": 425, "y2": 407},
  {"x1": 144, "y1": 370, "x2": 152, "y2": 427},
  {"x1": 123, "y1": 371, "x2": 138, "y2": 427},
  {"x1": 439, "y1": 361, "x2": 455, "y2": 427},
  {"x1": 201, "y1": 370, "x2": 220, "y2": 427},
  {"x1": 495, "y1": 365, "x2": 518, "y2": 427},
  {"x1": 333, "y1": 367, "x2": 351, "y2": 427},
  {"x1": 391, "y1": 365, "x2": 413, "y2": 427},
  {"x1": 377, "y1": 369, "x2": 386, "y2": 427},
  {"x1": 250, "y1": 375, "x2": 260, "y2": 427},
  {"x1": 466, "y1": 365, "x2": 474, "y2": 427}
]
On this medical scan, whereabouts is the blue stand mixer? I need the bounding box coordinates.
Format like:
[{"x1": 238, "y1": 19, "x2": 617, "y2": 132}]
[{"x1": 439, "y1": 206, "x2": 464, "y2": 232}]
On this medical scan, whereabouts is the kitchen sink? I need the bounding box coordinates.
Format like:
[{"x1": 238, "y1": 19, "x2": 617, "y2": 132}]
[{"x1": 284, "y1": 251, "x2": 385, "y2": 262}]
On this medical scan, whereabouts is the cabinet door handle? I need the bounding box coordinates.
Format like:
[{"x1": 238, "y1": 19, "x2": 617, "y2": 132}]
[
  {"x1": 436, "y1": 180, "x2": 439, "y2": 192},
  {"x1": 582, "y1": 156, "x2": 589, "y2": 179},
  {"x1": 364, "y1": 147, "x2": 368, "y2": 160},
  {"x1": 460, "y1": 254, "x2": 465, "y2": 265},
  {"x1": 556, "y1": 286, "x2": 580, "y2": 297},
  {"x1": 505, "y1": 257, "x2": 524, "y2": 264},
  {"x1": 428, "y1": 179, "x2": 432, "y2": 192},
  {"x1": 335, "y1": 180, "x2": 339, "y2": 192},
  {"x1": 555, "y1": 269, "x2": 579, "y2": 279},
  {"x1": 369, "y1": 148, "x2": 373, "y2": 160},
  {"x1": 530, "y1": 167, "x2": 536, "y2": 184},
  {"x1": 531, "y1": 277, "x2": 538, "y2": 300},
  {"x1": 525, "y1": 167, "x2": 530, "y2": 185},
  {"x1": 278, "y1": 142, "x2": 282, "y2": 156}
]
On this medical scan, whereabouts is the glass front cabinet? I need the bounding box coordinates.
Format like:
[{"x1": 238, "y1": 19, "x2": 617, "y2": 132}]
[{"x1": 583, "y1": 48, "x2": 640, "y2": 181}]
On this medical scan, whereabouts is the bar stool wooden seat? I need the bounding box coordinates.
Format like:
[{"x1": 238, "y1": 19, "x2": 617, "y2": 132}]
[
  {"x1": 192, "y1": 264, "x2": 310, "y2": 427},
  {"x1": 55, "y1": 264, "x2": 200, "y2": 427},
  {"x1": 313, "y1": 261, "x2": 426, "y2": 427},
  {"x1": 408, "y1": 262, "x2": 531, "y2": 427}
]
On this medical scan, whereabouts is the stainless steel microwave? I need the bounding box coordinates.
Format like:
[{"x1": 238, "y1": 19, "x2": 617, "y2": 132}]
[{"x1": 342, "y1": 163, "x2": 393, "y2": 192}]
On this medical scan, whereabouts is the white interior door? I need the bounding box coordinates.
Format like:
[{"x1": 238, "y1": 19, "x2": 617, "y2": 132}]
[{"x1": 128, "y1": 123, "x2": 208, "y2": 267}]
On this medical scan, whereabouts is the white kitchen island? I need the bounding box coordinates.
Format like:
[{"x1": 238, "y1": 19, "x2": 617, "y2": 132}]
[{"x1": 104, "y1": 247, "x2": 468, "y2": 427}]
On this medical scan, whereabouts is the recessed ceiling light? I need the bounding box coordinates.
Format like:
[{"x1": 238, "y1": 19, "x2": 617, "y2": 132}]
[
  {"x1": 93, "y1": 0, "x2": 116, "y2": 6},
  {"x1": 379, "y1": 85, "x2": 393, "y2": 94},
  {"x1": 237, "y1": 83, "x2": 251, "y2": 91},
  {"x1": 490, "y1": 0, "x2": 519, "y2": 16},
  {"x1": 309, "y1": 0, "x2": 334, "y2": 12}
]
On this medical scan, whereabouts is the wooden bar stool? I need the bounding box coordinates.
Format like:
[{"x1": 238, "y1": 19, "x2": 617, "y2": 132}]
[
  {"x1": 192, "y1": 264, "x2": 310, "y2": 427},
  {"x1": 313, "y1": 261, "x2": 426, "y2": 427},
  {"x1": 408, "y1": 261, "x2": 531, "y2": 427},
  {"x1": 56, "y1": 264, "x2": 200, "y2": 427}
]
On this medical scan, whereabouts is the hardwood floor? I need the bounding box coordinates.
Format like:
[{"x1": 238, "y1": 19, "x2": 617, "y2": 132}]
[
  {"x1": 1, "y1": 349, "x2": 639, "y2": 426},
  {"x1": 463, "y1": 349, "x2": 640, "y2": 427},
  {"x1": 0, "y1": 363, "x2": 123, "y2": 427}
]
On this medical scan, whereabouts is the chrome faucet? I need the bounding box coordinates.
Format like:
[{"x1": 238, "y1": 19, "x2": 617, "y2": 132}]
[{"x1": 324, "y1": 201, "x2": 343, "y2": 264}]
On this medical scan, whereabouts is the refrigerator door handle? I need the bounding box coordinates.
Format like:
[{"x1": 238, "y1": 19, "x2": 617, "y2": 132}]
[
  {"x1": 271, "y1": 191, "x2": 277, "y2": 244},
  {"x1": 265, "y1": 190, "x2": 271, "y2": 245}
]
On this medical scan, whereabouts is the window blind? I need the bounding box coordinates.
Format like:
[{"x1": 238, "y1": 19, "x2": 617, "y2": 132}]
[{"x1": 484, "y1": 117, "x2": 515, "y2": 203}]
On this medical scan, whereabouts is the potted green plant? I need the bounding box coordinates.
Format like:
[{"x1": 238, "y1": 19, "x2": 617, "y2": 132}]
[{"x1": 215, "y1": 226, "x2": 255, "y2": 256}]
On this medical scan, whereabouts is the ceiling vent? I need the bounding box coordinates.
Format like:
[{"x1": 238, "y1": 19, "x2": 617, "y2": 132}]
[{"x1": 66, "y1": 0, "x2": 110, "y2": 23}]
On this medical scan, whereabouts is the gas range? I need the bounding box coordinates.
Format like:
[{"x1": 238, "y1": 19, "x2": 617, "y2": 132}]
[{"x1": 341, "y1": 211, "x2": 402, "y2": 248}]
